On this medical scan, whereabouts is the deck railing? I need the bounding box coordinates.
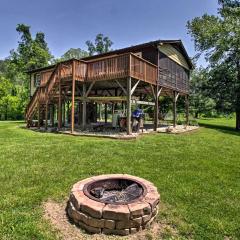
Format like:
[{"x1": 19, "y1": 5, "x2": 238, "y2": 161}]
[
  {"x1": 86, "y1": 53, "x2": 157, "y2": 84},
  {"x1": 25, "y1": 87, "x2": 39, "y2": 120},
  {"x1": 39, "y1": 86, "x2": 47, "y2": 103},
  {"x1": 86, "y1": 54, "x2": 130, "y2": 81},
  {"x1": 130, "y1": 54, "x2": 157, "y2": 85},
  {"x1": 38, "y1": 55, "x2": 157, "y2": 86},
  {"x1": 40, "y1": 69, "x2": 54, "y2": 86},
  {"x1": 75, "y1": 60, "x2": 87, "y2": 80}
]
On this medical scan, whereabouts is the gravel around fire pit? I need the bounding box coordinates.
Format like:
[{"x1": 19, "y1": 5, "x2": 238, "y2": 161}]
[{"x1": 67, "y1": 174, "x2": 160, "y2": 236}]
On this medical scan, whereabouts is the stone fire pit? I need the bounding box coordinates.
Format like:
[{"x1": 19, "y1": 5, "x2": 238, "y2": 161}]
[{"x1": 67, "y1": 174, "x2": 160, "y2": 235}]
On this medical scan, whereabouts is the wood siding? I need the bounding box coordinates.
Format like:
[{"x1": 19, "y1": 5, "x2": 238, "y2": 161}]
[{"x1": 158, "y1": 44, "x2": 190, "y2": 70}]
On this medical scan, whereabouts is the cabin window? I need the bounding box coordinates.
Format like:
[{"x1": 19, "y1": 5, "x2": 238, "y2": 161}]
[{"x1": 34, "y1": 74, "x2": 41, "y2": 87}]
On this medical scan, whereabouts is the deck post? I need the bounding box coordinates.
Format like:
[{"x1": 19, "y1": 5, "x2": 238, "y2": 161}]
[
  {"x1": 78, "y1": 101, "x2": 81, "y2": 126},
  {"x1": 71, "y1": 61, "x2": 76, "y2": 133},
  {"x1": 173, "y1": 91, "x2": 177, "y2": 128},
  {"x1": 57, "y1": 64, "x2": 62, "y2": 130},
  {"x1": 62, "y1": 101, "x2": 65, "y2": 127},
  {"x1": 127, "y1": 77, "x2": 132, "y2": 135},
  {"x1": 154, "y1": 85, "x2": 159, "y2": 131},
  {"x1": 58, "y1": 79, "x2": 62, "y2": 130},
  {"x1": 104, "y1": 103, "x2": 108, "y2": 123},
  {"x1": 82, "y1": 83, "x2": 86, "y2": 129},
  {"x1": 38, "y1": 103, "x2": 40, "y2": 129},
  {"x1": 45, "y1": 101, "x2": 48, "y2": 130},
  {"x1": 112, "y1": 103, "x2": 115, "y2": 117},
  {"x1": 185, "y1": 94, "x2": 189, "y2": 126},
  {"x1": 50, "y1": 104, "x2": 54, "y2": 127},
  {"x1": 67, "y1": 101, "x2": 70, "y2": 124}
]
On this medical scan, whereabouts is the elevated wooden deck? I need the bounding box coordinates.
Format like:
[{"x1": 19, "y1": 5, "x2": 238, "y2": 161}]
[
  {"x1": 39, "y1": 53, "x2": 157, "y2": 86},
  {"x1": 26, "y1": 51, "x2": 190, "y2": 135}
]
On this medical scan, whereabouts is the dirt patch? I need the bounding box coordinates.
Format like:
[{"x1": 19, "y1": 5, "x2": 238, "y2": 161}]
[{"x1": 43, "y1": 200, "x2": 179, "y2": 240}]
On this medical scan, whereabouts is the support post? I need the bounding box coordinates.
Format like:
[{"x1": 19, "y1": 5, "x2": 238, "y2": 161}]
[
  {"x1": 104, "y1": 103, "x2": 108, "y2": 123},
  {"x1": 82, "y1": 83, "x2": 86, "y2": 129},
  {"x1": 112, "y1": 103, "x2": 115, "y2": 116},
  {"x1": 50, "y1": 104, "x2": 54, "y2": 127},
  {"x1": 45, "y1": 101, "x2": 48, "y2": 130},
  {"x1": 78, "y1": 102, "x2": 81, "y2": 126},
  {"x1": 71, "y1": 61, "x2": 76, "y2": 133},
  {"x1": 154, "y1": 85, "x2": 159, "y2": 131},
  {"x1": 58, "y1": 79, "x2": 62, "y2": 130},
  {"x1": 38, "y1": 103, "x2": 40, "y2": 129},
  {"x1": 63, "y1": 101, "x2": 65, "y2": 127},
  {"x1": 67, "y1": 101, "x2": 70, "y2": 124},
  {"x1": 185, "y1": 95, "x2": 189, "y2": 126},
  {"x1": 173, "y1": 91, "x2": 177, "y2": 128},
  {"x1": 58, "y1": 65, "x2": 62, "y2": 130},
  {"x1": 127, "y1": 77, "x2": 132, "y2": 135}
]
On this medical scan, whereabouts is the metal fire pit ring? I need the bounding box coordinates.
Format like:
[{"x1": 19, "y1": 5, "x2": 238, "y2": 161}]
[
  {"x1": 67, "y1": 174, "x2": 160, "y2": 236},
  {"x1": 83, "y1": 176, "x2": 148, "y2": 205}
]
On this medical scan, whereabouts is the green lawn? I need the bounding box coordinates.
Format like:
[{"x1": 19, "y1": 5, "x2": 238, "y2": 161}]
[{"x1": 0, "y1": 118, "x2": 239, "y2": 240}]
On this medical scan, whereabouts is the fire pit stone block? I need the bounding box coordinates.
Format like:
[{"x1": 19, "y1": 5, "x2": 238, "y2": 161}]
[
  {"x1": 78, "y1": 221, "x2": 101, "y2": 234},
  {"x1": 144, "y1": 192, "x2": 160, "y2": 209},
  {"x1": 130, "y1": 217, "x2": 142, "y2": 227},
  {"x1": 67, "y1": 174, "x2": 160, "y2": 235},
  {"x1": 128, "y1": 201, "x2": 151, "y2": 217},
  {"x1": 88, "y1": 217, "x2": 105, "y2": 228},
  {"x1": 104, "y1": 219, "x2": 115, "y2": 229},
  {"x1": 103, "y1": 204, "x2": 130, "y2": 221},
  {"x1": 102, "y1": 228, "x2": 130, "y2": 236},
  {"x1": 80, "y1": 198, "x2": 105, "y2": 219}
]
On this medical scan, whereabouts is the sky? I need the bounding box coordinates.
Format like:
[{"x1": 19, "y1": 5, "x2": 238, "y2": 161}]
[{"x1": 0, "y1": 0, "x2": 219, "y2": 67}]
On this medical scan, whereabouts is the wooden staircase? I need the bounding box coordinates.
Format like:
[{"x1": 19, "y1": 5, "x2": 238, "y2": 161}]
[{"x1": 25, "y1": 63, "x2": 61, "y2": 127}]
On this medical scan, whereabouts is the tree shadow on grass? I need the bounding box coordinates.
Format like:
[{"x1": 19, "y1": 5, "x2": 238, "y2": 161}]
[{"x1": 199, "y1": 122, "x2": 240, "y2": 136}]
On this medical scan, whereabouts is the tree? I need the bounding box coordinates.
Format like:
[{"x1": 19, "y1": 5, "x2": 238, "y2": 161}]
[
  {"x1": 190, "y1": 68, "x2": 216, "y2": 118},
  {"x1": 8, "y1": 24, "x2": 53, "y2": 87},
  {"x1": 187, "y1": 0, "x2": 240, "y2": 130},
  {"x1": 0, "y1": 76, "x2": 24, "y2": 120},
  {"x1": 61, "y1": 48, "x2": 89, "y2": 61},
  {"x1": 0, "y1": 60, "x2": 8, "y2": 75},
  {"x1": 0, "y1": 24, "x2": 53, "y2": 120},
  {"x1": 86, "y1": 33, "x2": 113, "y2": 56}
]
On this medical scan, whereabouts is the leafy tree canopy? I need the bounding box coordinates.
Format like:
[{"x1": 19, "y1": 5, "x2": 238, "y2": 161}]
[
  {"x1": 190, "y1": 68, "x2": 216, "y2": 118},
  {"x1": 187, "y1": 0, "x2": 240, "y2": 129},
  {"x1": 0, "y1": 75, "x2": 26, "y2": 120},
  {"x1": 61, "y1": 48, "x2": 89, "y2": 61},
  {"x1": 86, "y1": 33, "x2": 113, "y2": 56},
  {"x1": 7, "y1": 24, "x2": 53, "y2": 87}
]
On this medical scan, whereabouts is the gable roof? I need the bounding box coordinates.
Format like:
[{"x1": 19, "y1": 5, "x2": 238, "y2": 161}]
[{"x1": 27, "y1": 39, "x2": 193, "y2": 74}]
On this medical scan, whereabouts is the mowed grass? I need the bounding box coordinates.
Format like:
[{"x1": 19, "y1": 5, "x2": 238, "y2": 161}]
[{"x1": 0, "y1": 118, "x2": 239, "y2": 240}]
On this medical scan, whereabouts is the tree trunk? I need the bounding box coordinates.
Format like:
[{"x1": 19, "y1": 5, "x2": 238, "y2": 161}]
[
  {"x1": 236, "y1": 61, "x2": 240, "y2": 131},
  {"x1": 5, "y1": 101, "x2": 8, "y2": 120},
  {"x1": 195, "y1": 111, "x2": 199, "y2": 119},
  {"x1": 236, "y1": 111, "x2": 240, "y2": 131}
]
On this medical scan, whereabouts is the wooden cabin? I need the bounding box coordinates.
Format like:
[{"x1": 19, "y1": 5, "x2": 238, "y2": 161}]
[{"x1": 25, "y1": 39, "x2": 193, "y2": 135}]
